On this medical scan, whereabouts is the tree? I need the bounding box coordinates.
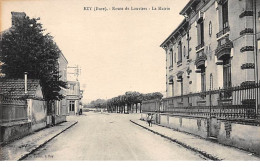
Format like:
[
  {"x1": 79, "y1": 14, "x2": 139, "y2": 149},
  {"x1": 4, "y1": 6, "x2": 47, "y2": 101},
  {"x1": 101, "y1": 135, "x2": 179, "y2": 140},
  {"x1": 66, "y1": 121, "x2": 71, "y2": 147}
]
[
  {"x1": 106, "y1": 91, "x2": 163, "y2": 113},
  {"x1": 0, "y1": 15, "x2": 66, "y2": 104},
  {"x1": 88, "y1": 99, "x2": 107, "y2": 109}
]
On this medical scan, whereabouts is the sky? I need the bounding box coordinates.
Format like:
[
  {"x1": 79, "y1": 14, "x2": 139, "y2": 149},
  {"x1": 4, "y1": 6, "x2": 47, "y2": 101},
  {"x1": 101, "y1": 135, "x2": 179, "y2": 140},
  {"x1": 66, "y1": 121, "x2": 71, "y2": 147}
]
[{"x1": 1, "y1": 0, "x2": 189, "y2": 103}]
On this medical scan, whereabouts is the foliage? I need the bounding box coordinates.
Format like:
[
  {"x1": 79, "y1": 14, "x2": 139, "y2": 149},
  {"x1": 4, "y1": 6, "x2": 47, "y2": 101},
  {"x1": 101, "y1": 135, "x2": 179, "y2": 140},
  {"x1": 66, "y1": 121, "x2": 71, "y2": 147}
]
[
  {"x1": 87, "y1": 99, "x2": 107, "y2": 108},
  {"x1": 106, "y1": 91, "x2": 163, "y2": 111},
  {"x1": 0, "y1": 15, "x2": 66, "y2": 101}
]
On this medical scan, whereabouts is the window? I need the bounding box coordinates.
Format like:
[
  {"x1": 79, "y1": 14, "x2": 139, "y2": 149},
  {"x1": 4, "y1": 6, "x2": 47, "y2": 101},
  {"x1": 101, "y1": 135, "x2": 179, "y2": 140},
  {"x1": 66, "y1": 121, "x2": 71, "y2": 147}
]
[
  {"x1": 178, "y1": 41, "x2": 182, "y2": 63},
  {"x1": 209, "y1": 21, "x2": 212, "y2": 37},
  {"x1": 223, "y1": 57, "x2": 231, "y2": 88},
  {"x1": 222, "y1": 0, "x2": 229, "y2": 30},
  {"x1": 169, "y1": 78, "x2": 174, "y2": 97},
  {"x1": 197, "y1": 18, "x2": 204, "y2": 49},
  {"x1": 216, "y1": 1, "x2": 229, "y2": 38},
  {"x1": 69, "y1": 101, "x2": 75, "y2": 112},
  {"x1": 201, "y1": 66, "x2": 206, "y2": 92},
  {"x1": 174, "y1": 53, "x2": 176, "y2": 63},
  {"x1": 169, "y1": 49, "x2": 173, "y2": 67},
  {"x1": 183, "y1": 46, "x2": 186, "y2": 58}
]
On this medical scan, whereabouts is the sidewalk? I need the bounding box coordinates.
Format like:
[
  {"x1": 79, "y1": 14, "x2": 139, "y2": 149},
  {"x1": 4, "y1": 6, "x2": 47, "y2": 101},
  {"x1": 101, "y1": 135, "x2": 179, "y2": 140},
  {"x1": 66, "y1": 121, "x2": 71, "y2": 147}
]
[
  {"x1": 0, "y1": 121, "x2": 77, "y2": 161},
  {"x1": 131, "y1": 119, "x2": 260, "y2": 161}
]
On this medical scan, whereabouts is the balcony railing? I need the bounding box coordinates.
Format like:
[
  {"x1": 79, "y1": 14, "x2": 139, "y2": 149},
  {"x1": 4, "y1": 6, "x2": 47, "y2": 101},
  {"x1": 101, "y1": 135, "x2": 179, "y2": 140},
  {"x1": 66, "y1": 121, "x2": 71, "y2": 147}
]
[
  {"x1": 216, "y1": 26, "x2": 230, "y2": 38},
  {"x1": 195, "y1": 41, "x2": 205, "y2": 51},
  {"x1": 177, "y1": 60, "x2": 182, "y2": 66},
  {"x1": 215, "y1": 38, "x2": 233, "y2": 60},
  {"x1": 195, "y1": 51, "x2": 207, "y2": 68}
]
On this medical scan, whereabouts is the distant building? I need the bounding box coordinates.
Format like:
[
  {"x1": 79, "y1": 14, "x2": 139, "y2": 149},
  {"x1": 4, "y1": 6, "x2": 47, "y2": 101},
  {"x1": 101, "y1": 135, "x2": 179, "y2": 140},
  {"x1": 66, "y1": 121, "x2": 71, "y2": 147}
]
[
  {"x1": 66, "y1": 81, "x2": 83, "y2": 115},
  {"x1": 160, "y1": 0, "x2": 260, "y2": 98}
]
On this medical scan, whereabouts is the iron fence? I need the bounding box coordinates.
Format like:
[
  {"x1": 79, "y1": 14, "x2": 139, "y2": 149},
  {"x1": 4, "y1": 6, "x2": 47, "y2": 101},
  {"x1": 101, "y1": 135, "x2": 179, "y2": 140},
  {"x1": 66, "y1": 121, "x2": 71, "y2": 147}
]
[{"x1": 142, "y1": 82, "x2": 260, "y2": 121}]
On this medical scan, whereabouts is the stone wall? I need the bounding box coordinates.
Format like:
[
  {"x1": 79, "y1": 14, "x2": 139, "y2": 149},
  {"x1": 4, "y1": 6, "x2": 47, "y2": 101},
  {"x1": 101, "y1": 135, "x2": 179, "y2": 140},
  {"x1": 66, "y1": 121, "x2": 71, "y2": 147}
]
[
  {"x1": 53, "y1": 115, "x2": 66, "y2": 125},
  {"x1": 141, "y1": 112, "x2": 260, "y2": 155},
  {"x1": 0, "y1": 122, "x2": 31, "y2": 143},
  {"x1": 0, "y1": 99, "x2": 47, "y2": 142}
]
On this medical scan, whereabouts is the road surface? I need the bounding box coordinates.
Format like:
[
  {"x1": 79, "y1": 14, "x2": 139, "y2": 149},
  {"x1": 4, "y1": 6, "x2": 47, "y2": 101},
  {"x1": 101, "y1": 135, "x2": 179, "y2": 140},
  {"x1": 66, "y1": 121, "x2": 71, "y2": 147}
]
[{"x1": 24, "y1": 112, "x2": 207, "y2": 160}]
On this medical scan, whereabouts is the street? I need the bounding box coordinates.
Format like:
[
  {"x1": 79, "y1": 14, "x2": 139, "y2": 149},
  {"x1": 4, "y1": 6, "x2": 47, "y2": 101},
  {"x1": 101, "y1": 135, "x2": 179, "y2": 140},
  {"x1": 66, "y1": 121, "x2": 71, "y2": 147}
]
[{"x1": 24, "y1": 112, "x2": 207, "y2": 161}]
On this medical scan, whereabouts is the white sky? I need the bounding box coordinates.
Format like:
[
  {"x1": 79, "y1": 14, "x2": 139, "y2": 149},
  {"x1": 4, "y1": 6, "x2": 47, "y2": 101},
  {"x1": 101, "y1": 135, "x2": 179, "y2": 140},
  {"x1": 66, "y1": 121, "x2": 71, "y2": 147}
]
[{"x1": 1, "y1": 0, "x2": 189, "y2": 103}]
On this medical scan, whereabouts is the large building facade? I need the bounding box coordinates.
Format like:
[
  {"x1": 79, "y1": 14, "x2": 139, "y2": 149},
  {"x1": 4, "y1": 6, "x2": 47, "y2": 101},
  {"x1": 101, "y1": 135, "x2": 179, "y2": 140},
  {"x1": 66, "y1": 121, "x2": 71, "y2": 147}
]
[
  {"x1": 143, "y1": 0, "x2": 260, "y2": 155},
  {"x1": 161, "y1": 0, "x2": 260, "y2": 98}
]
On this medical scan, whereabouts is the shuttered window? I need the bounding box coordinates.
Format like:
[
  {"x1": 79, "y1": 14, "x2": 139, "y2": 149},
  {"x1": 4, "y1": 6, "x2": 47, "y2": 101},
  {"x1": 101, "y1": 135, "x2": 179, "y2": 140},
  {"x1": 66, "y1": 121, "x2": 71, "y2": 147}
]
[
  {"x1": 223, "y1": 57, "x2": 231, "y2": 88},
  {"x1": 201, "y1": 66, "x2": 206, "y2": 92},
  {"x1": 178, "y1": 41, "x2": 182, "y2": 63},
  {"x1": 222, "y1": 1, "x2": 229, "y2": 29}
]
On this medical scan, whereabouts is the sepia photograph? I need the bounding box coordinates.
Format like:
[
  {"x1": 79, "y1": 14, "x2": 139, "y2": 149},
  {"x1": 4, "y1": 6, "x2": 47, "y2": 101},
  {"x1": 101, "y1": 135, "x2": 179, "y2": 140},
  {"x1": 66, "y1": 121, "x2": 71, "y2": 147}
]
[{"x1": 0, "y1": 0, "x2": 260, "y2": 164}]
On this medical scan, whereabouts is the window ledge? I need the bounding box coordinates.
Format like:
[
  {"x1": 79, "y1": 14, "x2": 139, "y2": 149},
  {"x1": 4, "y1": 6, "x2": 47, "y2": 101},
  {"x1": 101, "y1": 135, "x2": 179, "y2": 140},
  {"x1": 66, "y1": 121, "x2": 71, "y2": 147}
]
[
  {"x1": 216, "y1": 32, "x2": 230, "y2": 41},
  {"x1": 196, "y1": 46, "x2": 205, "y2": 53},
  {"x1": 177, "y1": 61, "x2": 182, "y2": 67},
  {"x1": 216, "y1": 26, "x2": 230, "y2": 40}
]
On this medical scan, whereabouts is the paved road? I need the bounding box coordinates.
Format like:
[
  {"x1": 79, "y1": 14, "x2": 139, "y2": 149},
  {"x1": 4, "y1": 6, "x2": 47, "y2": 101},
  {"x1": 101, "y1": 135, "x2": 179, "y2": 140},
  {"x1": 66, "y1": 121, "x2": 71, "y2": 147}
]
[{"x1": 24, "y1": 112, "x2": 207, "y2": 160}]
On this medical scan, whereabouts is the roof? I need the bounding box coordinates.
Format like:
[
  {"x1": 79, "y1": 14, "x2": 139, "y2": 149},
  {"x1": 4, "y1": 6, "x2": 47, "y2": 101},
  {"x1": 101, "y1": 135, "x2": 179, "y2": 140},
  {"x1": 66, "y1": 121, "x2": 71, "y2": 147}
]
[
  {"x1": 160, "y1": 19, "x2": 188, "y2": 48},
  {"x1": 59, "y1": 51, "x2": 68, "y2": 64},
  {"x1": 179, "y1": 0, "x2": 201, "y2": 15},
  {"x1": 0, "y1": 78, "x2": 41, "y2": 99}
]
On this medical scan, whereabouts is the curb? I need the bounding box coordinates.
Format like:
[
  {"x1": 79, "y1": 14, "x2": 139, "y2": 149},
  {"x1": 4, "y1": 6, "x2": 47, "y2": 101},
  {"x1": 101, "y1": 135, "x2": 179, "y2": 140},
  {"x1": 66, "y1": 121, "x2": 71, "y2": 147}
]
[
  {"x1": 18, "y1": 121, "x2": 78, "y2": 161},
  {"x1": 130, "y1": 120, "x2": 221, "y2": 161}
]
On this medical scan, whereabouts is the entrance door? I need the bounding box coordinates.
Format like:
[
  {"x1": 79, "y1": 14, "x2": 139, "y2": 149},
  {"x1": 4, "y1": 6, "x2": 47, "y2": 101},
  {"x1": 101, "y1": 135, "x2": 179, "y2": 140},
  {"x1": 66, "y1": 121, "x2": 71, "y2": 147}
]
[{"x1": 69, "y1": 100, "x2": 75, "y2": 115}]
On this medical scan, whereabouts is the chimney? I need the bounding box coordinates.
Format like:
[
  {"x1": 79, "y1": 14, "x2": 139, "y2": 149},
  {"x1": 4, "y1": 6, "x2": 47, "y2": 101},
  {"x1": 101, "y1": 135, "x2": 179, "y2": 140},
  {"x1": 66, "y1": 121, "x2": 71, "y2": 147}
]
[
  {"x1": 24, "y1": 72, "x2": 28, "y2": 94},
  {"x1": 11, "y1": 12, "x2": 26, "y2": 27}
]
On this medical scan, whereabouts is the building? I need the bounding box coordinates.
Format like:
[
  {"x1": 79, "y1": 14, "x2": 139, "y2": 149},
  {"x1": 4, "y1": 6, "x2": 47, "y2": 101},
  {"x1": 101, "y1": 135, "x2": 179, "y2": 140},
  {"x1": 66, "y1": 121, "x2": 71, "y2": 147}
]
[
  {"x1": 160, "y1": 0, "x2": 260, "y2": 98},
  {"x1": 0, "y1": 77, "x2": 47, "y2": 142},
  {"x1": 53, "y1": 51, "x2": 68, "y2": 124},
  {"x1": 66, "y1": 81, "x2": 83, "y2": 115},
  {"x1": 143, "y1": 0, "x2": 260, "y2": 156}
]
